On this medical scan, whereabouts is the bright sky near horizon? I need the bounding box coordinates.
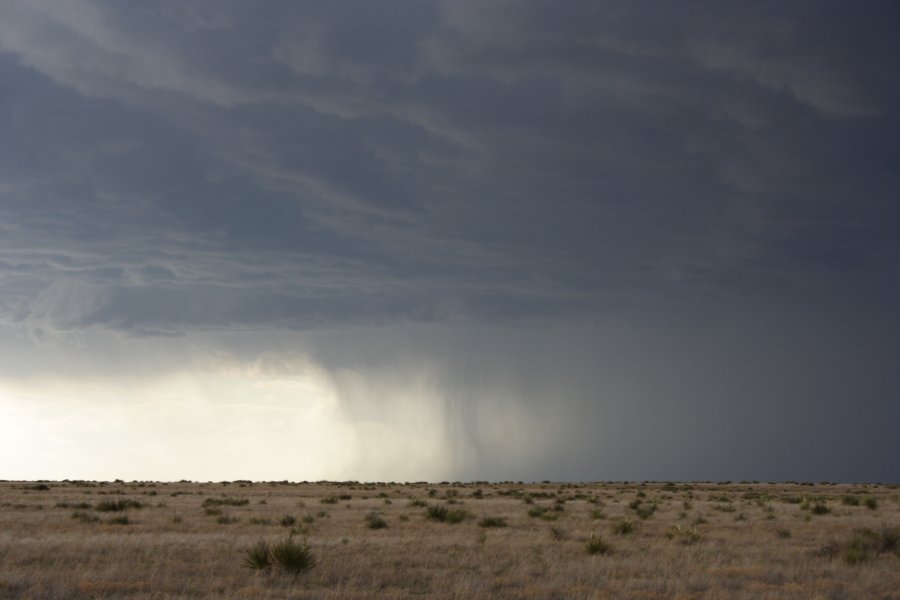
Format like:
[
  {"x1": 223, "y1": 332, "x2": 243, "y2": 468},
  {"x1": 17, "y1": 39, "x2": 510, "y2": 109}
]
[{"x1": 1, "y1": 1, "x2": 898, "y2": 482}]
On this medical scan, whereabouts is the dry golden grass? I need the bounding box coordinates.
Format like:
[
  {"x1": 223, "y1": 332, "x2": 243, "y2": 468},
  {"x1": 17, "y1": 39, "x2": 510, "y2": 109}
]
[{"x1": 1, "y1": 480, "x2": 898, "y2": 599}]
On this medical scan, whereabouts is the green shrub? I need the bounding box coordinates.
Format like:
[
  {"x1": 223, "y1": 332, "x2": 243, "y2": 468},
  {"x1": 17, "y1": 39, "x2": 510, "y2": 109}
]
[
  {"x1": 72, "y1": 510, "x2": 100, "y2": 524},
  {"x1": 446, "y1": 509, "x2": 470, "y2": 524},
  {"x1": 217, "y1": 515, "x2": 239, "y2": 524},
  {"x1": 242, "y1": 540, "x2": 272, "y2": 571},
  {"x1": 585, "y1": 534, "x2": 611, "y2": 555},
  {"x1": 590, "y1": 509, "x2": 606, "y2": 520},
  {"x1": 365, "y1": 513, "x2": 388, "y2": 529},
  {"x1": 842, "y1": 495, "x2": 860, "y2": 506},
  {"x1": 864, "y1": 497, "x2": 878, "y2": 510},
  {"x1": 478, "y1": 516, "x2": 507, "y2": 528},
  {"x1": 270, "y1": 537, "x2": 317, "y2": 575},
  {"x1": 424, "y1": 503, "x2": 468, "y2": 523},
  {"x1": 320, "y1": 497, "x2": 338, "y2": 504},
  {"x1": 95, "y1": 499, "x2": 142, "y2": 512},
  {"x1": 108, "y1": 515, "x2": 129, "y2": 525},
  {"x1": 811, "y1": 503, "x2": 830, "y2": 515},
  {"x1": 426, "y1": 504, "x2": 449, "y2": 521},
  {"x1": 820, "y1": 527, "x2": 900, "y2": 565},
  {"x1": 202, "y1": 497, "x2": 249, "y2": 507},
  {"x1": 280, "y1": 515, "x2": 297, "y2": 527},
  {"x1": 613, "y1": 520, "x2": 635, "y2": 535}
]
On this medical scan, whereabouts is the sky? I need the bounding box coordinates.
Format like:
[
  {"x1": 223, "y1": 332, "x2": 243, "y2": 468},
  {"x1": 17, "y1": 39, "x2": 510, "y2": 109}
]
[{"x1": 1, "y1": 0, "x2": 898, "y2": 483}]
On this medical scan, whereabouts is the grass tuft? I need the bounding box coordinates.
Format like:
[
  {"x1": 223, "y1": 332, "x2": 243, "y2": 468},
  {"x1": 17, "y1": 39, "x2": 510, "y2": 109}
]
[{"x1": 585, "y1": 534, "x2": 611, "y2": 555}]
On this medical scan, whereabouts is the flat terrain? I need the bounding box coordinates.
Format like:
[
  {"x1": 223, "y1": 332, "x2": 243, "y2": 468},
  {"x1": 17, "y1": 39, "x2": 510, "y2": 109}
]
[{"x1": 0, "y1": 479, "x2": 897, "y2": 599}]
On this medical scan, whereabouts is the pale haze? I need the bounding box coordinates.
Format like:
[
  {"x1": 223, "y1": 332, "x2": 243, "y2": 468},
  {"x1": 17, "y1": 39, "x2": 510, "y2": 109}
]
[{"x1": 1, "y1": 1, "x2": 898, "y2": 483}]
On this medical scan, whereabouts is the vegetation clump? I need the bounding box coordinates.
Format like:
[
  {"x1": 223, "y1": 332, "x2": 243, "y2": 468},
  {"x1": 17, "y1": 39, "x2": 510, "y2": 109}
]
[
  {"x1": 243, "y1": 536, "x2": 317, "y2": 577},
  {"x1": 585, "y1": 534, "x2": 611, "y2": 555},
  {"x1": 95, "y1": 499, "x2": 142, "y2": 512},
  {"x1": 478, "y1": 516, "x2": 507, "y2": 528},
  {"x1": 365, "y1": 512, "x2": 388, "y2": 529}
]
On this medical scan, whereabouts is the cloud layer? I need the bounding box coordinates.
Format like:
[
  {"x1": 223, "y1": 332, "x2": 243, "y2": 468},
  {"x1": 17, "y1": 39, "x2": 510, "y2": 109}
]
[{"x1": 1, "y1": 1, "x2": 898, "y2": 481}]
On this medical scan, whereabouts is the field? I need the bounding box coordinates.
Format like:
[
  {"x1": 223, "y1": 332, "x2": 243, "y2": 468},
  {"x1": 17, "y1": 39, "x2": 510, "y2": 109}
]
[{"x1": 0, "y1": 480, "x2": 898, "y2": 599}]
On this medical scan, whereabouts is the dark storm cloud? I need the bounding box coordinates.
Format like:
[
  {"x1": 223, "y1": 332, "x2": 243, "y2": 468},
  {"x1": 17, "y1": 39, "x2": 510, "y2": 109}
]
[
  {"x1": 2, "y1": 0, "x2": 898, "y2": 334},
  {"x1": 1, "y1": 1, "x2": 899, "y2": 482}
]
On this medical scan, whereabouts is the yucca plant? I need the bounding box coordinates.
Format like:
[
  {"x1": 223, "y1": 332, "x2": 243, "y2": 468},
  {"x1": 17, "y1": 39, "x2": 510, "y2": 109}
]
[
  {"x1": 270, "y1": 537, "x2": 317, "y2": 576},
  {"x1": 242, "y1": 540, "x2": 272, "y2": 572}
]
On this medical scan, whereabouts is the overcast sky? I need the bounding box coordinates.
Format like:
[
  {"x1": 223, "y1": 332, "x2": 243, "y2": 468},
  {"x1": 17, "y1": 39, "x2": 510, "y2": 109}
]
[{"x1": 1, "y1": 1, "x2": 898, "y2": 482}]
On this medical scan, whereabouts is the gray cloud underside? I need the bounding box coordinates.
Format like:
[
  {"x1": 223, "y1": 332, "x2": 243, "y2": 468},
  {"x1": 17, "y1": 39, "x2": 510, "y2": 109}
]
[{"x1": 1, "y1": 0, "x2": 898, "y2": 335}]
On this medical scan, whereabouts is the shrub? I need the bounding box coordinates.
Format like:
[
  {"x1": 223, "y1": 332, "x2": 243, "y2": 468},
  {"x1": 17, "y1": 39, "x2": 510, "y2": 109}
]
[
  {"x1": 527, "y1": 506, "x2": 559, "y2": 521},
  {"x1": 202, "y1": 497, "x2": 249, "y2": 507},
  {"x1": 249, "y1": 517, "x2": 272, "y2": 525},
  {"x1": 820, "y1": 527, "x2": 900, "y2": 565},
  {"x1": 280, "y1": 515, "x2": 297, "y2": 527},
  {"x1": 666, "y1": 525, "x2": 701, "y2": 545},
  {"x1": 72, "y1": 510, "x2": 100, "y2": 524},
  {"x1": 217, "y1": 515, "x2": 239, "y2": 524},
  {"x1": 25, "y1": 484, "x2": 50, "y2": 491},
  {"x1": 590, "y1": 509, "x2": 606, "y2": 520},
  {"x1": 365, "y1": 513, "x2": 388, "y2": 529},
  {"x1": 613, "y1": 520, "x2": 635, "y2": 535},
  {"x1": 585, "y1": 534, "x2": 611, "y2": 555},
  {"x1": 811, "y1": 503, "x2": 830, "y2": 515},
  {"x1": 864, "y1": 497, "x2": 878, "y2": 510},
  {"x1": 242, "y1": 540, "x2": 272, "y2": 572},
  {"x1": 320, "y1": 497, "x2": 338, "y2": 504},
  {"x1": 478, "y1": 516, "x2": 507, "y2": 528},
  {"x1": 108, "y1": 515, "x2": 129, "y2": 525},
  {"x1": 446, "y1": 509, "x2": 470, "y2": 524},
  {"x1": 426, "y1": 504, "x2": 449, "y2": 522},
  {"x1": 842, "y1": 495, "x2": 860, "y2": 506},
  {"x1": 776, "y1": 528, "x2": 791, "y2": 539},
  {"x1": 270, "y1": 537, "x2": 317, "y2": 576},
  {"x1": 95, "y1": 499, "x2": 142, "y2": 512},
  {"x1": 204, "y1": 508, "x2": 222, "y2": 516}
]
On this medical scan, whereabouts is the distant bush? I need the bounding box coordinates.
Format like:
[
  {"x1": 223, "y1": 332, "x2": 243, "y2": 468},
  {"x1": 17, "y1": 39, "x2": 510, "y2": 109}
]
[
  {"x1": 202, "y1": 497, "x2": 249, "y2": 507},
  {"x1": 320, "y1": 497, "x2": 338, "y2": 505},
  {"x1": 95, "y1": 499, "x2": 142, "y2": 512},
  {"x1": 864, "y1": 497, "x2": 878, "y2": 510},
  {"x1": 217, "y1": 515, "x2": 239, "y2": 524},
  {"x1": 842, "y1": 495, "x2": 860, "y2": 506},
  {"x1": 108, "y1": 515, "x2": 129, "y2": 525}
]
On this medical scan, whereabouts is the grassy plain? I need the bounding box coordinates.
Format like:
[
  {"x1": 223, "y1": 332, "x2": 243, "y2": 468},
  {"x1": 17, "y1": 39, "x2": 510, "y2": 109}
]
[{"x1": 0, "y1": 479, "x2": 898, "y2": 599}]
